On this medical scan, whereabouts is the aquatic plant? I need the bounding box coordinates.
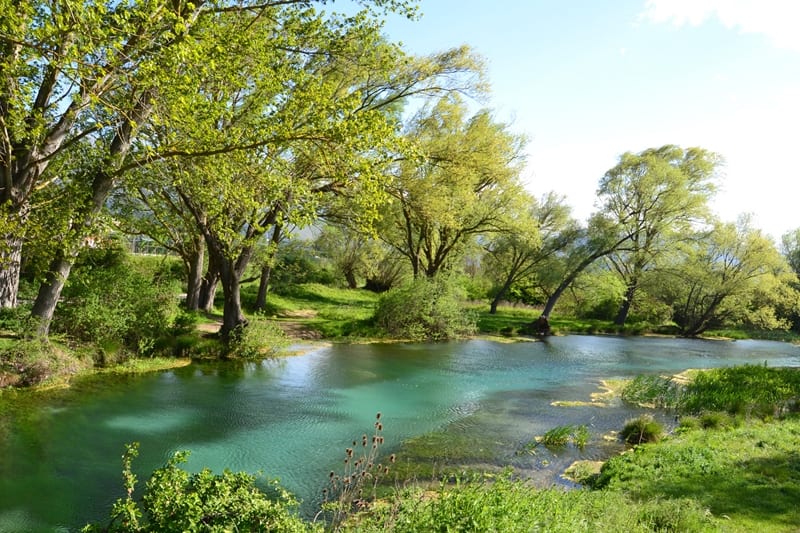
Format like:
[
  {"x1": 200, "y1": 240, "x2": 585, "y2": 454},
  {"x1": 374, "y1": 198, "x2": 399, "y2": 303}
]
[
  {"x1": 620, "y1": 415, "x2": 664, "y2": 445},
  {"x1": 521, "y1": 424, "x2": 591, "y2": 453}
]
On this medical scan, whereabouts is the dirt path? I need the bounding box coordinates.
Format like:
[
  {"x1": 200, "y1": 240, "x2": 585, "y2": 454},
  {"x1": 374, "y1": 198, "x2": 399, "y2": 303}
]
[{"x1": 196, "y1": 310, "x2": 322, "y2": 340}]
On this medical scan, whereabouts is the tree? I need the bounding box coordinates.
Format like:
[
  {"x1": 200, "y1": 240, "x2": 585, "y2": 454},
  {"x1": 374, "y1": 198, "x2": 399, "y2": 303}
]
[
  {"x1": 598, "y1": 145, "x2": 719, "y2": 326},
  {"x1": 378, "y1": 95, "x2": 527, "y2": 278},
  {"x1": 130, "y1": 12, "x2": 482, "y2": 340},
  {"x1": 0, "y1": 0, "x2": 418, "y2": 325},
  {"x1": 2, "y1": 0, "x2": 209, "y2": 309},
  {"x1": 662, "y1": 217, "x2": 798, "y2": 336},
  {"x1": 110, "y1": 169, "x2": 207, "y2": 311},
  {"x1": 534, "y1": 211, "x2": 630, "y2": 327},
  {"x1": 483, "y1": 192, "x2": 577, "y2": 314},
  {"x1": 313, "y1": 224, "x2": 376, "y2": 289}
]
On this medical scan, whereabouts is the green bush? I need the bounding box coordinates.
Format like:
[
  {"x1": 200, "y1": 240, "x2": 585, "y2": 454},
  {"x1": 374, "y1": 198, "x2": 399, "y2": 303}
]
[
  {"x1": 620, "y1": 415, "x2": 664, "y2": 445},
  {"x1": 225, "y1": 315, "x2": 289, "y2": 360},
  {"x1": 372, "y1": 275, "x2": 476, "y2": 341},
  {"x1": 54, "y1": 250, "x2": 180, "y2": 357},
  {"x1": 83, "y1": 443, "x2": 314, "y2": 533},
  {"x1": 0, "y1": 339, "x2": 89, "y2": 387}
]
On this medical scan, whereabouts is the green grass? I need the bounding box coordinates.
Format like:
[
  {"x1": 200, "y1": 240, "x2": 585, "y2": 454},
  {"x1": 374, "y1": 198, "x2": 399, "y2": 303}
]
[
  {"x1": 594, "y1": 417, "x2": 800, "y2": 532},
  {"x1": 348, "y1": 472, "x2": 718, "y2": 532},
  {"x1": 242, "y1": 283, "x2": 381, "y2": 339}
]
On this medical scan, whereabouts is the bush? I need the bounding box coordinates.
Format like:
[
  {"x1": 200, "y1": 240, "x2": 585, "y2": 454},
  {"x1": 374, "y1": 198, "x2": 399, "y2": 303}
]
[
  {"x1": 372, "y1": 275, "x2": 477, "y2": 341},
  {"x1": 0, "y1": 339, "x2": 89, "y2": 387},
  {"x1": 54, "y1": 250, "x2": 180, "y2": 357},
  {"x1": 225, "y1": 315, "x2": 289, "y2": 360},
  {"x1": 620, "y1": 415, "x2": 664, "y2": 445},
  {"x1": 83, "y1": 443, "x2": 314, "y2": 533}
]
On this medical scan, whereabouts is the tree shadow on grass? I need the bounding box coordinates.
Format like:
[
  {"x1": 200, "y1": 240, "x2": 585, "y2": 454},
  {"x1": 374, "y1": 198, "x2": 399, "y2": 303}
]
[{"x1": 629, "y1": 451, "x2": 800, "y2": 530}]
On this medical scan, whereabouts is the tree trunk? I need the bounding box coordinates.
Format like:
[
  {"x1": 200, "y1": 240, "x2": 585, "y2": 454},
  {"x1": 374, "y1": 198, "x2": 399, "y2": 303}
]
[
  {"x1": 0, "y1": 235, "x2": 23, "y2": 309},
  {"x1": 199, "y1": 256, "x2": 219, "y2": 312},
  {"x1": 344, "y1": 269, "x2": 358, "y2": 289},
  {"x1": 219, "y1": 261, "x2": 247, "y2": 341},
  {"x1": 614, "y1": 282, "x2": 637, "y2": 326},
  {"x1": 490, "y1": 277, "x2": 516, "y2": 315},
  {"x1": 0, "y1": 202, "x2": 30, "y2": 309},
  {"x1": 30, "y1": 250, "x2": 75, "y2": 337},
  {"x1": 254, "y1": 264, "x2": 272, "y2": 311},
  {"x1": 254, "y1": 224, "x2": 282, "y2": 311},
  {"x1": 540, "y1": 280, "x2": 571, "y2": 319},
  {"x1": 184, "y1": 236, "x2": 205, "y2": 311}
]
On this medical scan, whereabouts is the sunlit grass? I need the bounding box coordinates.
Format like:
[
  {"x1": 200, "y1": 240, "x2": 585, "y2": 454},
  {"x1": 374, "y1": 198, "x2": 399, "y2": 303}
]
[
  {"x1": 241, "y1": 283, "x2": 381, "y2": 340},
  {"x1": 595, "y1": 417, "x2": 800, "y2": 532}
]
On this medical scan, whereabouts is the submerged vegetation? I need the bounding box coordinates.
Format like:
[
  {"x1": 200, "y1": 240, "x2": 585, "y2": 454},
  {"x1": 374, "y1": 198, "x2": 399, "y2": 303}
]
[{"x1": 78, "y1": 365, "x2": 800, "y2": 532}]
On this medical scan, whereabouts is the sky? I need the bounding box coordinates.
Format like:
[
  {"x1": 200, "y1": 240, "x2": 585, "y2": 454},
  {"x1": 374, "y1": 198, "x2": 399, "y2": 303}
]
[{"x1": 371, "y1": 0, "x2": 800, "y2": 242}]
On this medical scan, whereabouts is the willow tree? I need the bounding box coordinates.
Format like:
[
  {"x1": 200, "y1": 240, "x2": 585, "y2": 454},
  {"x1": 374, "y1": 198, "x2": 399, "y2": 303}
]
[
  {"x1": 378, "y1": 94, "x2": 527, "y2": 279},
  {"x1": 662, "y1": 217, "x2": 798, "y2": 336},
  {"x1": 483, "y1": 192, "x2": 580, "y2": 314},
  {"x1": 0, "y1": 0, "x2": 419, "y2": 331},
  {"x1": 598, "y1": 145, "x2": 720, "y2": 326},
  {"x1": 123, "y1": 8, "x2": 482, "y2": 340}
]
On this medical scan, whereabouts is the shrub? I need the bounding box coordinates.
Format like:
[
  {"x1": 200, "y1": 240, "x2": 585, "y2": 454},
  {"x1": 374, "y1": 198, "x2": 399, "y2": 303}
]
[
  {"x1": 83, "y1": 443, "x2": 314, "y2": 533},
  {"x1": 54, "y1": 251, "x2": 180, "y2": 357},
  {"x1": 225, "y1": 315, "x2": 289, "y2": 360},
  {"x1": 0, "y1": 339, "x2": 89, "y2": 387},
  {"x1": 620, "y1": 415, "x2": 664, "y2": 445},
  {"x1": 372, "y1": 275, "x2": 476, "y2": 341}
]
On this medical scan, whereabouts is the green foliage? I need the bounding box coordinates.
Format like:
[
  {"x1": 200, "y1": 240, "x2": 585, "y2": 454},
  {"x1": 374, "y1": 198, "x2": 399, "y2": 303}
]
[
  {"x1": 662, "y1": 217, "x2": 797, "y2": 336},
  {"x1": 378, "y1": 93, "x2": 526, "y2": 279},
  {"x1": 54, "y1": 248, "x2": 180, "y2": 358},
  {"x1": 350, "y1": 472, "x2": 717, "y2": 532},
  {"x1": 680, "y1": 364, "x2": 800, "y2": 418},
  {"x1": 84, "y1": 443, "x2": 314, "y2": 533},
  {"x1": 373, "y1": 276, "x2": 477, "y2": 340},
  {"x1": 594, "y1": 418, "x2": 800, "y2": 531},
  {"x1": 0, "y1": 338, "x2": 90, "y2": 388},
  {"x1": 270, "y1": 243, "x2": 337, "y2": 294},
  {"x1": 620, "y1": 415, "x2": 664, "y2": 445},
  {"x1": 225, "y1": 315, "x2": 289, "y2": 360},
  {"x1": 0, "y1": 305, "x2": 35, "y2": 337}
]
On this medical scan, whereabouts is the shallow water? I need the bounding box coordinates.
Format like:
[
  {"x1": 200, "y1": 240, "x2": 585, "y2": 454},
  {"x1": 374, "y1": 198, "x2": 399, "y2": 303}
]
[{"x1": 1, "y1": 335, "x2": 799, "y2": 531}]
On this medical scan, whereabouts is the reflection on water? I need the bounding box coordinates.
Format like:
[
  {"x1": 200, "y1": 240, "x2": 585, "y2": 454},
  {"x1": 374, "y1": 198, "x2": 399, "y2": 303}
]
[{"x1": 1, "y1": 336, "x2": 799, "y2": 531}]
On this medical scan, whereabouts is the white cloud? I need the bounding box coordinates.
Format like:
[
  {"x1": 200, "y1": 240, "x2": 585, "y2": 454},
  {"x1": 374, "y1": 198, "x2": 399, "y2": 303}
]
[{"x1": 641, "y1": 0, "x2": 800, "y2": 52}]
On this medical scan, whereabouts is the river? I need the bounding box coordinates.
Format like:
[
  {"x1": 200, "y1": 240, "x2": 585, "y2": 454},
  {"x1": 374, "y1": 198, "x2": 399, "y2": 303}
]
[{"x1": 1, "y1": 335, "x2": 799, "y2": 531}]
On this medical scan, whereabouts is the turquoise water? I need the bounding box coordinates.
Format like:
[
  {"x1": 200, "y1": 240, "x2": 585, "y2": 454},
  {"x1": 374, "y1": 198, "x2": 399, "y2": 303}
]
[{"x1": 2, "y1": 336, "x2": 799, "y2": 531}]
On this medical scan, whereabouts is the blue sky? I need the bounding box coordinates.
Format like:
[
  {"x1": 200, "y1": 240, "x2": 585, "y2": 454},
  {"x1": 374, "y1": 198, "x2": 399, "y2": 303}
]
[{"x1": 371, "y1": 0, "x2": 800, "y2": 241}]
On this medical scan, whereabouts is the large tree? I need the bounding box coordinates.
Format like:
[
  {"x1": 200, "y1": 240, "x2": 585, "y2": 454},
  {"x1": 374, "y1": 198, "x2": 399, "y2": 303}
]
[
  {"x1": 0, "y1": 0, "x2": 417, "y2": 323},
  {"x1": 378, "y1": 94, "x2": 527, "y2": 278},
  {"x1": 122, "y1": 12, "x2": 482, "y2": 340},
  {"x1": 598, "y1": 145, "x2": 719, "y2": 326},
  {"x1": 662, "y1": 217, "x2": 797, "y2": 336},
  {"x1": 483, "y1": 192, "x2": 577, "y2": 314}
]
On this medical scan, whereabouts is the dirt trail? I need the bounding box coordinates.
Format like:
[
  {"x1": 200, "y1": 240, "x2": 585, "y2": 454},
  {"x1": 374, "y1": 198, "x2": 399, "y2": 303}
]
[{"x1": 197, "y1": 310, "x2": 322, "y2": 340}]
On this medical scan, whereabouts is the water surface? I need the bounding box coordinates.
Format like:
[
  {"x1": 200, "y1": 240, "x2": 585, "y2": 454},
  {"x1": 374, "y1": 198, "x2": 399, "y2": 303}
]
[{"x1": 1, "y1": 335, "x2": 799, "y2": 531}]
